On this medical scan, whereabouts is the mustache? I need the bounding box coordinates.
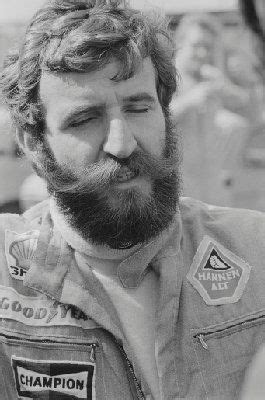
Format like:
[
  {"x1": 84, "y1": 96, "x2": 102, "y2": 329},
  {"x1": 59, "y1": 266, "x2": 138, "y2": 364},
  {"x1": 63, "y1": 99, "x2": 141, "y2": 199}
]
[{"x1": 42, "y1": 148, "x2": 177, "y2": 195}]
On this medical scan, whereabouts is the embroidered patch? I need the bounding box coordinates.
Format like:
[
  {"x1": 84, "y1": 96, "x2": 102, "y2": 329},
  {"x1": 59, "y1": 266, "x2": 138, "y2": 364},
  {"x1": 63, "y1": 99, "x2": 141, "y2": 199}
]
[
  {"x1": 12, "y1": 357, "x2": 96, "y2": 399},
  {"x1": 187, "y1": 236, "x2": 252, "y2": 305},
  {"x1": 0, "y1": 286, "x2": 98, "y2": 329},
  {"x1": 5, "y1": 230, "x2": 40, "y2": 280}
]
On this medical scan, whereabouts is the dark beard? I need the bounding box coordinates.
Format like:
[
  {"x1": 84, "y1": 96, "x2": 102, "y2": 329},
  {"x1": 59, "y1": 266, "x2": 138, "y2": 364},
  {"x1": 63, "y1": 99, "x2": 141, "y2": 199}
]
[{"x1": 32, "y1": 117, "x2": 181, "y2": 248}]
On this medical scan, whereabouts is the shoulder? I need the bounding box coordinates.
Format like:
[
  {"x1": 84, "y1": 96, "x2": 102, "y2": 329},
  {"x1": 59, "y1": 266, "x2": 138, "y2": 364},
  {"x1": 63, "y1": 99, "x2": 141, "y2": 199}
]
[
  {"x1": 0, "y1": 199, "x2": 50, "y2": 261},
  {"x1": 0, "y1": 200, "x2": 50, "y2": 285},
  {"x1": 180, "y1": 196, "x2": 265, "y2": 232},
  {"x1": 0, "y1": 199, "x2": 50, "y2": 233},
  {"x1": 179, "y1": 197, "x2": 265, "y2": 271}
]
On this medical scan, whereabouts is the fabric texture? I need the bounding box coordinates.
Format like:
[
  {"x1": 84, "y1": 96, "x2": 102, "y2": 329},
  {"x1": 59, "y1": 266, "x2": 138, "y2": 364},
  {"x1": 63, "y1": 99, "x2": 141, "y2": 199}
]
[{"x1": 0, "y1": 197, "x2": 265, "y2": 399}]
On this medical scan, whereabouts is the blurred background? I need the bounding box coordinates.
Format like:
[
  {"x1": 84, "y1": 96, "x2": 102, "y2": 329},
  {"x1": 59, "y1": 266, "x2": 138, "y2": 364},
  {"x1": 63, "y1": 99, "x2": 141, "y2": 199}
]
[{"x1": 0, "y1": 0, "x2": 264, "y2": 213}]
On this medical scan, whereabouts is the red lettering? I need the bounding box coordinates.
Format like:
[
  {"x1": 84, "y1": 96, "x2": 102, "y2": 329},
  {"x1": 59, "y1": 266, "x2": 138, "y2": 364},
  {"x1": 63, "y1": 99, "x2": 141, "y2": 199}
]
[
  {"x1": 20, "y1": 374, "x2": 25, "y2": 385},
  {"x1": 42, "y1": 376, "x2": 52, "y2": 388},
  {"x1": 67, "y1": 379, "x2": 75, "y2": 389},
  {"x1": 59, "y1": 304, "x2": 70, "y2": 319},
  {"x1": 0, "y1": 297, "x2": 9, "y2": 310},
  {"x1": 12, "y1": 301, "x2": 22, "y2": 312},
  {"x1": 54, "y1": 377, "x2": 61, "y2": 388},
  {"x1": 34, "y1": 308, "x2": 47, "y2": 319},
  {"x1": 23, "y1": 307, "x2": 34, "y2": 318}
]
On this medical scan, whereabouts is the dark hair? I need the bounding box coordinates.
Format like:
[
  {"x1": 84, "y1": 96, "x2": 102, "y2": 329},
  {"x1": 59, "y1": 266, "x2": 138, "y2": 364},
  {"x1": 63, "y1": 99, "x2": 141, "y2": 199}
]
[
  {"x1": 239, "y1": 0, "x2": 265, "y2": 75},
  {"x1": 1, "y1": 0, "x2": 177, "y2": 141},
  {"x1": 239, "y1": 0, "x2": 265, "y2": 40}
]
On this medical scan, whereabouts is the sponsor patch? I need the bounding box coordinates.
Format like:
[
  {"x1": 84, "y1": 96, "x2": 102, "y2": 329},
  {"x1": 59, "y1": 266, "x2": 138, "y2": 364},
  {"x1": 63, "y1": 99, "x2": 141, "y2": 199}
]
[
  {"x1": 5, "y1": 230, "x2": 40, "y2": 280},
  {"x1": 187, "y1": 236, "x2": 252, "y2": 305},
  {"x1": 12, "y1": 356, "x2": 96, "y2": 399},
  {"x1": 0, "y1": 285, "x2": 98, "y2": 329}
]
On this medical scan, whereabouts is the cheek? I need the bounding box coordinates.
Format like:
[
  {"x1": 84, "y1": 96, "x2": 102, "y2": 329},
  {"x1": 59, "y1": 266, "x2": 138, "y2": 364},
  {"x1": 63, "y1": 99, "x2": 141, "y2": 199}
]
[
  {"x1": 46, "y1": 133, "x2": 100, "y2": 170},
  {"x1": 140, "y1": 113, "x2": 166, "y2": 156}
]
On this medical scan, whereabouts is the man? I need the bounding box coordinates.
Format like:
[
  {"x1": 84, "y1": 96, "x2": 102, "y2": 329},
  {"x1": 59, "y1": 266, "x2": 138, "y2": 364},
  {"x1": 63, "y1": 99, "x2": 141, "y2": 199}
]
[
  {"x1": 1, "y1": 1, "x2": 265, "y2": 399},
  {"x1": 170, "y1": 13, "x2": 249, "y2": 206}
]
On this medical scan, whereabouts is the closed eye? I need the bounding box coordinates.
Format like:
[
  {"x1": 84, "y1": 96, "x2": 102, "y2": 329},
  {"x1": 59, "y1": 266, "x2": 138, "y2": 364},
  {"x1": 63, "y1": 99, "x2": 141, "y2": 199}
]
[
  {"x1": 68, "y1": 116, "x2": 98, "y2": 128},
  {"x1": 124, "y1": 107, "x2": 150, "y2": 114}
]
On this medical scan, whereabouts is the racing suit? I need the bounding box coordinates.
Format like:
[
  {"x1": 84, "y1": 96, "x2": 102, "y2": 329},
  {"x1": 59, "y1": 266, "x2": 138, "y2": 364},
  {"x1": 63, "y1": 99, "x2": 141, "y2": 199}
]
[{"x1": 0, "y1": 197, "x2": 265, "y2": 399}]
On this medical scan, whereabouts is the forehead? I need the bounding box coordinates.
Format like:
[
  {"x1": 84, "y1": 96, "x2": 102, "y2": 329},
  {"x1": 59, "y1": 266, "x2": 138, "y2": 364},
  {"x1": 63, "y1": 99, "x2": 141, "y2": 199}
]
[{"x1": 40, "y1": 58, "x2": 158, "y2": 109}]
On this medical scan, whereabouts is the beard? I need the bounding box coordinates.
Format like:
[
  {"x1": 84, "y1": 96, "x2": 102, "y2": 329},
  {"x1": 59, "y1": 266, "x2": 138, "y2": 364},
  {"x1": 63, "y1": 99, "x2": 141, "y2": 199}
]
[{"x1": 31, "y1": 115, "x2": 181, "y2": 249}]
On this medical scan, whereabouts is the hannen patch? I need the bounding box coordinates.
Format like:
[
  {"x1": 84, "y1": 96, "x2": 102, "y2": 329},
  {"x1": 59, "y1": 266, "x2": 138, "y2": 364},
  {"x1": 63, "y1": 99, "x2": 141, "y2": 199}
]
[
  {"x1": 187, "y1": 236, "x2": 252, "y2": 305},
  {"x1": 12, "y1": 357, "x2": 96, "y2": 399},
  {"x1": 5, "y1": 230, "x2": 40, "y2": 281}
]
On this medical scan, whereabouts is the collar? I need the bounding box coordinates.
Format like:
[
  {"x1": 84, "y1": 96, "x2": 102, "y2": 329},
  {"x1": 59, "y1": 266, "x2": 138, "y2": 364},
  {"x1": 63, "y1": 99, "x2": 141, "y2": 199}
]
[
  {"x1": 25, "y1": 199, "x2": 182, "y2": 292},
  {"x1": 116, "y1": 216, "x2": 181, "y2": 288},
  {"x1": 50, "y1": 198, "x2": 141, "y2": 261},
  {"x1": 50, "y1": 198, "x2": 182, "y2": 288}
]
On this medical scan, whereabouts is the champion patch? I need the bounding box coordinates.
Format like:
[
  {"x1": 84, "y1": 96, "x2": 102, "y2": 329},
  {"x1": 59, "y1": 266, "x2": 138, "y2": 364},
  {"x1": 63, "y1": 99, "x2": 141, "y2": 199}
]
[
  {"x1": 5, "y1": 230, "x2": 40, "y2": 280},
  {"x1": 187, "y1": 236, "x2": 252, "y2": 305},
  {"x1": 12, "y1": 357, "x2": 96, "y2": 399},
  {"x1": 0, "y1": 285, "x2": 99, "y2": 330}
]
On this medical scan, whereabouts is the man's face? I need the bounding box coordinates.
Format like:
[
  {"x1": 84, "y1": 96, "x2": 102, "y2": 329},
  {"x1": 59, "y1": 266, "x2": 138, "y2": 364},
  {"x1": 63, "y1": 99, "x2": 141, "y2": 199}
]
[
  {"x1": 38, "y1": 58, "x2": 179, "y2": 248},
  {"x1": 40, "y1": 58, "x2": 166, "y2": 196},
  {"x1": 179, "y1": 26, "x2": 216, "y2": 75}
]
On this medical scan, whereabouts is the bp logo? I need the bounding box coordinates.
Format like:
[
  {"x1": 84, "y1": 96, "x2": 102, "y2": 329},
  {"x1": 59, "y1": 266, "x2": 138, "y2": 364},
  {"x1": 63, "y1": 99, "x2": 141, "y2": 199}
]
[{"x1": 187, "y1": 236, "x2": 252, "y2": 305}]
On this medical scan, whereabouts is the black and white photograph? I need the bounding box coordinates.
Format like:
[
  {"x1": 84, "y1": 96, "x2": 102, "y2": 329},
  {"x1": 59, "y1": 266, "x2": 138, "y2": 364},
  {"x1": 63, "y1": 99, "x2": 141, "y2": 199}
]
[{"x1": 0, "y1": 0, "x2": 264, "y2": 399}]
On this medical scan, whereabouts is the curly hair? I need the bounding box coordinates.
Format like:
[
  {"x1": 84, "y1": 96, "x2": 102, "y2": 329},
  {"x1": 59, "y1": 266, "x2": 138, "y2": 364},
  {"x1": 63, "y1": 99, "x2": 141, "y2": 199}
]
[{"x1": 0, "y1": 0, "x2": 177, "y2": 142}]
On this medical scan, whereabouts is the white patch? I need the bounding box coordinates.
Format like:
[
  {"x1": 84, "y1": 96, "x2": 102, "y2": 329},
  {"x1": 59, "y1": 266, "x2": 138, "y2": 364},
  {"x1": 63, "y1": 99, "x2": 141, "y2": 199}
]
[
  {"x1": 12, "y1": 357, "x2": 96, "y2": 399},
  {"x1": 187, "y1": 236, "x2": 252, "y2": 305},
  {"x1": 0, "y1": 285, "x2": 98, "y2": 329},
  {"x1": 5, "y1": 230, "x2": 39, "y2": 280}
]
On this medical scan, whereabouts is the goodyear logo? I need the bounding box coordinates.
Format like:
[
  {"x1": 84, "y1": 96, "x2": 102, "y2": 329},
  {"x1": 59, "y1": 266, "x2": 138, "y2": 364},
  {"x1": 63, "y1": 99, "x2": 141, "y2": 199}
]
[
  {"x1": 187, "y1": 236, "x2": 252, "y2": 305},
  {"x1": 5, "y1": 230, "x2": 40, "y2": 281},
  {"x1": 0, "y1": 286, "x2": 98, "y2": 329},
  {"x1": 12, "y1": 357, "x2": 95, "y2": 399}
]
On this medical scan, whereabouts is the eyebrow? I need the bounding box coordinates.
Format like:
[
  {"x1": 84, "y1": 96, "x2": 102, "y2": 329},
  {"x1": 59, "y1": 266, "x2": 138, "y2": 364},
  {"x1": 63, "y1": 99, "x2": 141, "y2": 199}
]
[{"x1": 122, "y1": 92, "x2": 157, "y2": 104}]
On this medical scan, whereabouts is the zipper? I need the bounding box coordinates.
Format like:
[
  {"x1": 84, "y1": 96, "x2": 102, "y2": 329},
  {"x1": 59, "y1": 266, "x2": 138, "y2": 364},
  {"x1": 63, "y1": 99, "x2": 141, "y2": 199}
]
[
  {"x1": 194, "y1": 313, "x2": 265, "y2": 350},
  {"x1": 197, "y1": 334, "x2": 208, "y2": 350},
  {"x1": 90, "y1": 343, "x2": 97, "y2": 362},
  {"x1": 2, "y1": 330, "x2": 144, "y2": 397},
  {"x1": 115, "y1": 339, "x2": 145, "y2": 400},
  {"x1": 0, "y1": 331, "x2": 98, "y2": 361}
]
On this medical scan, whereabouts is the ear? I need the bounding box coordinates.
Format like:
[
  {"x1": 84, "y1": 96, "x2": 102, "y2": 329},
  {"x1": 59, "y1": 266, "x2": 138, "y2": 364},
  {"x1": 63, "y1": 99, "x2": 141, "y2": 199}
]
[{"x1": 16, "y1": 128, "x2": 39, "y2": 157}]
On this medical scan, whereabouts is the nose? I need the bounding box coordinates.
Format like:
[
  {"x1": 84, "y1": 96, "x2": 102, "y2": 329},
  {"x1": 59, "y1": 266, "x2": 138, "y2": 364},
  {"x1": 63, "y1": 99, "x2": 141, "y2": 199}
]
[{"x1": 103, "y1": 116, "x2": 137, "y2": 159}]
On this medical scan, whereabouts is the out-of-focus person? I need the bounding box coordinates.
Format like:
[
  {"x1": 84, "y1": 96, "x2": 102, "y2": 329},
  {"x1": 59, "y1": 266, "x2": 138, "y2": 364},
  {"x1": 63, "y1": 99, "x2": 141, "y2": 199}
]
[
  {"x1": 171, "y1": 13, "x2": 250, "y2": 206},
  {"x1": 225, "y1": 49, "x2": 263, "y2": 124},
  {"x1": 0, "y1": 106, "x2": 31, "y2": 213},
  {"x1": 221, "y1": 0, "x2": 265, "y2": 213}
]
